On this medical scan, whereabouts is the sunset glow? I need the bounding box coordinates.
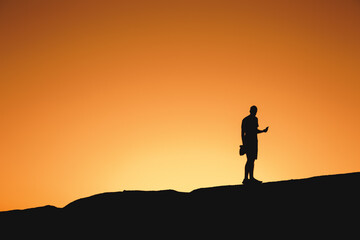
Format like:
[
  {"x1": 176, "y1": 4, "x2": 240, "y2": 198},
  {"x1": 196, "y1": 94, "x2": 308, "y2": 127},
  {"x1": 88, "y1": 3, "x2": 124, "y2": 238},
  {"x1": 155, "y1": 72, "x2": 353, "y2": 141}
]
[{"x1": 1, "y1": 0, "x2": 359, "y2": 211}]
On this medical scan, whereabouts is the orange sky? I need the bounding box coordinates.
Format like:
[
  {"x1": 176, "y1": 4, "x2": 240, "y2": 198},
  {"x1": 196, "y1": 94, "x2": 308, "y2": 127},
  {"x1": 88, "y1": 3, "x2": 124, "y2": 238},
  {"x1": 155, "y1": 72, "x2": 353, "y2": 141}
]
[{"x1": 1, "y1": 0, "x2": 359, "y2": 211}]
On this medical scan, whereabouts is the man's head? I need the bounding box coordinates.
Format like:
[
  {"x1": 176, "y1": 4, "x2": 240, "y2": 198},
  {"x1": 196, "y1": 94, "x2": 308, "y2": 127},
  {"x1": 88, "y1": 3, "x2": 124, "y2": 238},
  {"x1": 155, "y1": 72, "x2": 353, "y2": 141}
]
[{"x1": 250, "y1": 105, "x2": 257, "y2": 116}]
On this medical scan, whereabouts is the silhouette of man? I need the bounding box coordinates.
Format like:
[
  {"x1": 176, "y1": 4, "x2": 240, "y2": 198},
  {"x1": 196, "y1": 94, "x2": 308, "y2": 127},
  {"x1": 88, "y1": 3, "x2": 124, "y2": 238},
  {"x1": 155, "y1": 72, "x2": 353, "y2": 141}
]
[{"x1": 241, "y1": 105, "x2": 268, "y2": 184}]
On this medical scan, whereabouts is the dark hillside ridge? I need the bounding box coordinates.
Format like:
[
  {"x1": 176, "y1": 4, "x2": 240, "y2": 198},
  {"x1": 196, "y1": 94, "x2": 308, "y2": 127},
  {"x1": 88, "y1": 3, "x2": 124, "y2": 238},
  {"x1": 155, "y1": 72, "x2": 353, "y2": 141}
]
[{"x1": 1, "y1": 172, "x2": 359, "y2": 236}]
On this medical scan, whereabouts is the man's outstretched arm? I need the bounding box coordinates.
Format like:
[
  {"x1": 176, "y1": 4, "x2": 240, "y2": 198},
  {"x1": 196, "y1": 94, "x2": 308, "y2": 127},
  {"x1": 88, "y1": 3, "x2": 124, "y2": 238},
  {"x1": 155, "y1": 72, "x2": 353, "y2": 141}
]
[{"x1": 257, "y1": 126, "x2": 269, "y2": 134}]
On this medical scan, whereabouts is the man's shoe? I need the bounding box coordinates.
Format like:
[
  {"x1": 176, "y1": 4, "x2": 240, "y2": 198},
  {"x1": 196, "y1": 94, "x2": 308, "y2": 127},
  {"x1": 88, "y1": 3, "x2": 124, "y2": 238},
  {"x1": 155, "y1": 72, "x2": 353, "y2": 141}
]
[
  {"x1": 250, "y1": 178, "x2": 262, "y2": 184},
  {"x1": 242, "y1": 178, "x2": 250, "y2": 185}
]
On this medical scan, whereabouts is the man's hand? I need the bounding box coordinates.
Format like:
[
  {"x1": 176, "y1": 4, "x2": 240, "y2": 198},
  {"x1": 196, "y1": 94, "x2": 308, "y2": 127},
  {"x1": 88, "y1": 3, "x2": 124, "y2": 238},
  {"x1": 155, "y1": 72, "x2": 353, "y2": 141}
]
[{"x1": 263, "y1": 127, "x2": 269, "y2": 133}]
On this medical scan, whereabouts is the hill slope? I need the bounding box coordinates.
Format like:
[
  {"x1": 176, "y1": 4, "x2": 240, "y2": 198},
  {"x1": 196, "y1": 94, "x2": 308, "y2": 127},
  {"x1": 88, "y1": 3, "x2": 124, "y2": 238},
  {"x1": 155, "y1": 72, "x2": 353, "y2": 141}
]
[{"x1": 1, "y1": 172, "x2": 359, "y2": 236}]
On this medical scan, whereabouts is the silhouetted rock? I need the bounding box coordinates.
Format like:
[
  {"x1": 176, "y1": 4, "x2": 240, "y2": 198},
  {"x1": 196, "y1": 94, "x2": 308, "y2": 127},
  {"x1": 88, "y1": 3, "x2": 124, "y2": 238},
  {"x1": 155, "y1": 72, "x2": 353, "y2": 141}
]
[{"x1": 1, "y1": 172, "x2": 359, "y2": 237}]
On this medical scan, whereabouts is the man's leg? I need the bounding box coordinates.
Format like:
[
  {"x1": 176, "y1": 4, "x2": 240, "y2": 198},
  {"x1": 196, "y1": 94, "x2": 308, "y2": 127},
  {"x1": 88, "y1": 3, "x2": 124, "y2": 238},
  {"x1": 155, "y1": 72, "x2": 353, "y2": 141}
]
[
  {"x1": 248, "y1": 158, "x2": 255, "y2": 179},
  {"x1": 249, "y1": 158, "x2": 262, "y2": 183},
  {"x1": 244, "y1": 159, "x2": 250, "y2": 180},
  {"x1": 244, "y1": 155, "x2": 253, "y2": 182}
]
